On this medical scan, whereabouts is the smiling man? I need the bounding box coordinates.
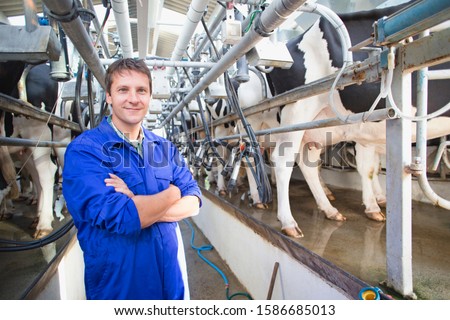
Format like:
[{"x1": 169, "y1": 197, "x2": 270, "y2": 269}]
[{"x1": 62, "y1": 58, "x2": 201, "y2": 300}]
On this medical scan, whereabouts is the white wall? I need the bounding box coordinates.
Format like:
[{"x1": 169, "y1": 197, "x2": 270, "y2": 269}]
[{"x1": 193, "y1": 197, "x2": 350, "y2": 300}]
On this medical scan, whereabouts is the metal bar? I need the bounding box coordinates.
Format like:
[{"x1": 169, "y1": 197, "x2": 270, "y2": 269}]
[
  {"x1": 374, "y1": 0, "x2": 450, "y2": 46},
  {"x1": 0, "y1": 93, "x2": 80, "y2": 132},
  {"x1": 24, "y1": 0, "x2": 39, "y2": 32},
  {"x1": 157, "y1": 0, "x2": 310, "y2": 128},
  {"x1": 427, "y1": 69, "x2": 450, "y2": 80},
  {"x1": 385, "y1": 46, "x2": 415, "y2": 299},
  {"x1": 402, "y1": 27, "x2": 450, "y2": 73},
  {"x1": 415, "y1": 30, "x2": 450, "y2": 209},
  {"x1": 197, "y1": 108, "x2": 394, "y2": 142},
  {"x1": 189, "y1": 55, "x2": 381, "y2": 134},
  {"x1": 0, "y1": 136, "x2": 68, "y2": 148},
  {"x1": 266, "y1": 262, "x2": 279, "y2": 300},
  {"x1": 100, "y1": 58, "x2": 215, "y2": 69}
]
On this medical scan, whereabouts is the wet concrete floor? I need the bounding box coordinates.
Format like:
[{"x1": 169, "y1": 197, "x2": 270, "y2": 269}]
[{"x1": 202, "y1": 175, "x2": 450, "y2": 300}]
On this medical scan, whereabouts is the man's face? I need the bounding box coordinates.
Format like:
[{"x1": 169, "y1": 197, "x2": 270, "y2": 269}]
[{"x1": 106, "y1": 69, "x2": 151, "y2": 133}]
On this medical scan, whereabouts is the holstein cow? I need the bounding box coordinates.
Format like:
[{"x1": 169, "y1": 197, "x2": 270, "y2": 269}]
[
  {"x1": 0, "y1": 62, "x2": 21, "y2": 219},
  {"x1": 0, "y1": 143, "x2": 19, "y2": 219},
  {"x1": 1, "y1": 62, "x2": 58, "y2": 238},
  {"x1": 265, "y1": 3, "x2": 450, "y2": 238}
]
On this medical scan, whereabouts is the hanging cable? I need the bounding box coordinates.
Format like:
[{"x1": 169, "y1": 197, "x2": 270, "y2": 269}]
[
  {"x1": 0, "y1": 219, "x2": 75, "y2": 252},
  {"x1": 200, "y1": 14, "x2": 272, "y2": 203},
  {"x1": 223, "y1": 72, "x2": 272, "y2": 203}
]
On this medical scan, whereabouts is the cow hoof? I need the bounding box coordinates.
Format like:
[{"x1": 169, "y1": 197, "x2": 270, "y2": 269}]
[
  {"x1": 282, "y1": 226, "x2": 304, "y2": 238},
  {"x1": 34, "y1": 229, "x2": 52, "y2": 239},
  {"x1": 327, "y1": 212, "x2": 346, "y2": 221},
  {"x1": 377, "y1": 199, "x2": 387, "y2": 208},
  {"x1": 255, "y1": 203, "x2": 268, "y2": 209},
  {"x1": 365, "y1": 211, "x2": 386, "y2": 222}
]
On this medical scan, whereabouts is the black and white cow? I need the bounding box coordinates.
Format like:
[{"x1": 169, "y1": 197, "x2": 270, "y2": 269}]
[
  {"x1": 0, "y1": 61, "x2": 24, "y2": 219},
  {"x1": 264, "y1": 3, "x2": 450, "y2": 237},
  {"x1": 1, "y1": 62, "x2": 59, "y2": 238}
]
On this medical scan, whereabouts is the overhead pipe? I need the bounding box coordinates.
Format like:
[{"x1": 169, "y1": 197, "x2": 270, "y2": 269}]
[
  {"x1": 100, "y1": 58, "x2": 215, "y2": 69},
  {"x1": 110, "y1": 0, "x2": 134, "y2": 58},
  {"x1": 136, "y1": 0, "x2": 152, "y2": 58},
  {"x1": 158, "y1": 0, "x2": 309, "y2": 128},
  {"x1": 191, "y1": 5, "x2": 226, "y2": 61},
  {"x1": 42, "y1": 0, "x2": 107, "y2": 89},
  {"x1": 167, "y1": 0, "x2": 211, "y2": 76},
  {"x1": 86, "y1": 0, "x2": 111, "y2": 58},
  {"x1": 415, "y1": 30, "x2": 450, "y2": 209}
]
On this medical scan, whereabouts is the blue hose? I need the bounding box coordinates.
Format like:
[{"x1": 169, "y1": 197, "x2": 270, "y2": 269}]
[{"x1": 183, "y1": 219, "x2": 253, "y2": 300}]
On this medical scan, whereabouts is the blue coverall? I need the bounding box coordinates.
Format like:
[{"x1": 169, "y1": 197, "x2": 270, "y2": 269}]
[{"x1": 62, "y1": 117, "x2": 201, "y2": 299}]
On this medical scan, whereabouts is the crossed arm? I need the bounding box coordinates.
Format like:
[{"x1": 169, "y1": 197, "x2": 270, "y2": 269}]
[{"x1": 105, "y1": 173, "x2": 200, "y2": 229}]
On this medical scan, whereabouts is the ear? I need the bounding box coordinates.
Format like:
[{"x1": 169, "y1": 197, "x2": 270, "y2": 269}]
[{"x1": 106, "y1": 92, "x2": 112, "y2": 104}]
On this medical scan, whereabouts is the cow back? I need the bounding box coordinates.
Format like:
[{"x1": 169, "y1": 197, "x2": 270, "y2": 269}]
[
  {"x1": 267, "y1": 1, "x2": 450, "y2": 116},
  {"x1": 23, "y1": 63, "x2": 59, "y2": 113}
]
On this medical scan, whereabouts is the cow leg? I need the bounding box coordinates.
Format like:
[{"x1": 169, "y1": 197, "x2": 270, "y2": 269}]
[
  {"x1": 244, "y1": 161, "x2": 268, "y2": 209},
  {"x1": 15, "y1": 149, "x2": 41, "y2": 228},
  {"x1": 299, "y1": 144, "x2": 346, "y2": 221},
  {"x1": 355, "y1": 143, "x2": 385, "y2": 222},
  {"x1": 318, "y1": 168, "x2": 335, "y2": 201},
  {"x1": 32, "y1": 145, "x2": 57, "y2": 238},
  {"x1": 372, "y1": 151, "x2": 386, "y2": 207},
  {"x1": 14, "y1": 117, "x2": 57, "y2": 238},
  {"x1": 271, "y1": 131, "x2": 304, "y2": 238}
]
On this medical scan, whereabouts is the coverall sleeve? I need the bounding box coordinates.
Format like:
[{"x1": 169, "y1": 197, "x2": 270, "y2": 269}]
[{"x1": 62, "y1": 139, "x2": 141, "y2": 236}]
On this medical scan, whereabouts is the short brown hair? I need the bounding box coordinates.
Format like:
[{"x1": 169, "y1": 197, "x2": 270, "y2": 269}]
[{"x1": 105, "y1": 58, "x2": 152, "y2": 94}]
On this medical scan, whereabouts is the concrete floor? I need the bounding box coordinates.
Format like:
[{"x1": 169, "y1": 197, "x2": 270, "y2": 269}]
[
  {"x1": 180, "y1": 219, "x2": 252, "y2": 300},
  {"x1": 1, "y1": 171, "x2": 450, "y2": 300}
]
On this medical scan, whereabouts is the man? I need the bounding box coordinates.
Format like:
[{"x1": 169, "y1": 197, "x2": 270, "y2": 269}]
[{"x1": 62, "y1": 58, "x2": 201, "y2": 299}]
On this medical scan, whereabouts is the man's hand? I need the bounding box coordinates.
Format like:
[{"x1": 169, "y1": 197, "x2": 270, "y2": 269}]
[
  {"x1": 166, "y1": 184, "x2": 181, "y2": 202},
  {"x1": 105, "y1": 173, "x2": 135, "y2": 198}
]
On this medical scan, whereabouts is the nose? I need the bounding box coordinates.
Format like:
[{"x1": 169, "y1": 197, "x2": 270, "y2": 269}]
[{"x1": 128, "y1": 90, "x2": 139, "y2": 103}]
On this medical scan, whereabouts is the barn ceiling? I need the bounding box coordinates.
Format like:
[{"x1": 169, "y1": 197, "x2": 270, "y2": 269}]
[
  {"x1": 0, "y1": 0, "x2": 219, "y2": 59},
  {"x1": 1, "y1": 1, "x2": 413, "y2": 59}
]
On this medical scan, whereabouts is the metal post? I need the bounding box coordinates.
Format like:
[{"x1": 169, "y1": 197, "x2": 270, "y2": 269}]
[{"x1": 385, "y1": 47, "x2": 415, "y2": 299}]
